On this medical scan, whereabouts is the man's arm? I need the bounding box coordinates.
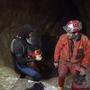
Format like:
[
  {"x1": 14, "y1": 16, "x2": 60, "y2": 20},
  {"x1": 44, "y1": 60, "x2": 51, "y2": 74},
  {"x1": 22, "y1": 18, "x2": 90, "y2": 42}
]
[
  {"x1": 54, "y1": 35, "x2": 65, "y2": 67},
  {"x1": 81, "y1": 36, "x2": 90, "y2": 69}
]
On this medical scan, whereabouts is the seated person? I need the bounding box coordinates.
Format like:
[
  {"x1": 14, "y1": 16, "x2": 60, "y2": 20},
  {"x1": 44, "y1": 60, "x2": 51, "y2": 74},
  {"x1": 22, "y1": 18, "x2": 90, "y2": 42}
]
[{"x1": 10, "y1": 24, "x2": 42, "y2": 81}]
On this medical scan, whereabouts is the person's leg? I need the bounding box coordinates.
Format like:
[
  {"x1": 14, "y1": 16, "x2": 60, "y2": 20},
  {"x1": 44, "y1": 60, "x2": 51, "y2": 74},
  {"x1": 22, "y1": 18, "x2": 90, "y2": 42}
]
[
  {"x1": 71, "y1": 64, "x2": 88, "y2": 90},
  {"x1": 58, "y1": 64, "x2": 68, "y2": 90},
  {"x1": 16, "y1": 64, "x2": 42, "y2": 81}
]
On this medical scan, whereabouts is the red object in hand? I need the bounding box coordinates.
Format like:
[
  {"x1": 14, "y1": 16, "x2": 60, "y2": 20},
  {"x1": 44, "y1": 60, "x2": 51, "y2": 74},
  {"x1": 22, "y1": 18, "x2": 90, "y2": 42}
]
[
  {"x1": 27, "y1": 49, "x2": 41, "y2": 58},
  {"x1": 34, "y1": 49, "x2": 41, "y2": 56}
]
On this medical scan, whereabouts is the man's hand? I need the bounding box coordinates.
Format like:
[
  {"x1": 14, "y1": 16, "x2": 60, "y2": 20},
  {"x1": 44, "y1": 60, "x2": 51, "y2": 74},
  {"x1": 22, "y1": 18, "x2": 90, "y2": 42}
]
[
  {"x1": 75, "y1": 66, "x2": 86, "y2": 76},
  {"x1": 79, "y1": 67, "x2": 86, "y2": 76},
  {"x1": 27, "y1": 62, "x2": 36, "y2": 68},
  {"x1": 54, "y1": 62, "x2": 58, "y2": 68},
  {"x1": 34, "y1": 49, "x2": 42, "y2": 61}
]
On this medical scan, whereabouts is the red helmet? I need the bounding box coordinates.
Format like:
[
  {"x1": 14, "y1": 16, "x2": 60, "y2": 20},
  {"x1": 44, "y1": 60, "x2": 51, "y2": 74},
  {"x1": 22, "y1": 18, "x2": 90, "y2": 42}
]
[{"x1": 63, "y1": 20, "x2": 82, "y2": 33}]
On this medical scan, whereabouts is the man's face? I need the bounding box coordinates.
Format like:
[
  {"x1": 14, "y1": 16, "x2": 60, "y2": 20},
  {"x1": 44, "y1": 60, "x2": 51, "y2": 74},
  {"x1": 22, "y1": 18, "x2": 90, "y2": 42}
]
[
  {"x1": 29, "y1": 32, "x2": 32, "y2": 38},
  {"x1": 26, "y1": 32, "x2": 32, "y2": 44}
]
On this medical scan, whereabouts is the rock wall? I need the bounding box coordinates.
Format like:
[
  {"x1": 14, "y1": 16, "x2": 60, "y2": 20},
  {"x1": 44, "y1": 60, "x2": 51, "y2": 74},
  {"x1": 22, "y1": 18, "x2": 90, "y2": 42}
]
[{"x1": 0, "y1": 0, "x2": 89, "y2": 66}]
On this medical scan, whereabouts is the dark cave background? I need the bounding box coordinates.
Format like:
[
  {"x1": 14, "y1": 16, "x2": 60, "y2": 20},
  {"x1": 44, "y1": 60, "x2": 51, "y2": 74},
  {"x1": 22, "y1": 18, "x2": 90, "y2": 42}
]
[{"x1": 0, "y1": 0, "x2": 90, "y2": 66}]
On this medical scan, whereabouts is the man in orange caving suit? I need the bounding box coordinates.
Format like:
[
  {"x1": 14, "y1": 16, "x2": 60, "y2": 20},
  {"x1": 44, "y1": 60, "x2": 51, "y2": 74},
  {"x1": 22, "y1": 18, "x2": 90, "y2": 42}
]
[{"x1": 54, "y1": 20, "x2": 90, "y2": 90}]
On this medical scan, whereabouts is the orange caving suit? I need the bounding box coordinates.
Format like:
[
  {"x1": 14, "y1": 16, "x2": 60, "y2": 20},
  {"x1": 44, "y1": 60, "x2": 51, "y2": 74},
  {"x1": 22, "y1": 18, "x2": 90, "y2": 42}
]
[{"x1": 54, "y1": 34, "x2": 90, "y2": 90}]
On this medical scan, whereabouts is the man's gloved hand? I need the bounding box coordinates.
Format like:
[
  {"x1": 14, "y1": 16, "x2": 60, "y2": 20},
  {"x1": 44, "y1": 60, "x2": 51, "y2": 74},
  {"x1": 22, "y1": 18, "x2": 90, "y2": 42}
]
[
  {"x1": 79, "y1": 66, "x2": 86, "y2": 76},
  {"x1": 74, "y1": 64, "x2": 86, "y2": 76},
  {"x1": 54, "y1": 62, "x2": 58, "y2": 68}
]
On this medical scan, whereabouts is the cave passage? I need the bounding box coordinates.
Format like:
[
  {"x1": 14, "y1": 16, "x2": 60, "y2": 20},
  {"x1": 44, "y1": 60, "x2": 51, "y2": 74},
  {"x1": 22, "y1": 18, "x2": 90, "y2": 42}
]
[{"x1": 0, "y1": 0, "x2": 82, "y2": 66}]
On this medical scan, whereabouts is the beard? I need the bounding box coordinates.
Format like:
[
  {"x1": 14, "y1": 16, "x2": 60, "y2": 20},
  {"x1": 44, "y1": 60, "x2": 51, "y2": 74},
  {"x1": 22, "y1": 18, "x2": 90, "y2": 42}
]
[
  {"x1": 71, "y1": 33, "x2": 81, "y2": 41},
  {"x1": 67, "y1": 33, "x2": 81, "y2": 41}
]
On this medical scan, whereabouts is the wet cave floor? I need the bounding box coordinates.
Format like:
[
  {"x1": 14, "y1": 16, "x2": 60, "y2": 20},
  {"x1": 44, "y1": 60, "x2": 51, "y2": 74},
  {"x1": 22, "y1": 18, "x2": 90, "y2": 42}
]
[{"x1": 0, "y1": 66, "x2": 90, "y2": 90}]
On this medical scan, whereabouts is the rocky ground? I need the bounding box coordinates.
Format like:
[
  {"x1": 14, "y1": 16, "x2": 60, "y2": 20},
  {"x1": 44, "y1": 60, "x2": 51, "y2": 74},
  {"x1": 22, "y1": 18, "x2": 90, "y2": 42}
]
[{"x1": 0, "y1": 66, "x2": 90, "y2": 90}]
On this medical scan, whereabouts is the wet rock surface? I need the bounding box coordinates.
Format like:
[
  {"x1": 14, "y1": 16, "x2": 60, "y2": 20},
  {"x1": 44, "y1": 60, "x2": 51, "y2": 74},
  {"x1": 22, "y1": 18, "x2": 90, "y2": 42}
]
[
  {"x1": 11, "y1": 77, "x2": 58, "y2": 90},
  {"x1": 0, "y1": 66, "x2": 90, "y2": 90},
  {"x1": 0, "y1": 66, "x2": 19, "y2": 90}
]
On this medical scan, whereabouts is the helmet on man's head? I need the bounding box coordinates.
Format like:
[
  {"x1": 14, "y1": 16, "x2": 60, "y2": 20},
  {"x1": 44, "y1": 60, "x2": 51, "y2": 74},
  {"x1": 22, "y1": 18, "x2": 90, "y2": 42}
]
[
  {"x1": 63, "y1": 20, "x2": 82, "y2": 33},
  {"x1": 19, "y1": 24, "x2": 33, "y2": 39}
]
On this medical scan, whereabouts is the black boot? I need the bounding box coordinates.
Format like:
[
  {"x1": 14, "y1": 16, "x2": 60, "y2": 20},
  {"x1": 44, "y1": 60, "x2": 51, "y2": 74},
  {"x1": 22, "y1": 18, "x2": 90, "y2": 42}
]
[{"x1": 20, "y1": 73, "x2": 26, "y2": 78}]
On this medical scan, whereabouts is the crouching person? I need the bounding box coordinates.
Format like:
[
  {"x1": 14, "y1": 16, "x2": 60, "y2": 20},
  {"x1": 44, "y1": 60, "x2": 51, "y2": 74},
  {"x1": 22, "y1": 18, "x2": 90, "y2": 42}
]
[
  {"x1": 54, "y1": 20, "x2": 90, "y2": 90},
  {"x1": 10, "y1": 24, "x2": 42, "y2": 81}
]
